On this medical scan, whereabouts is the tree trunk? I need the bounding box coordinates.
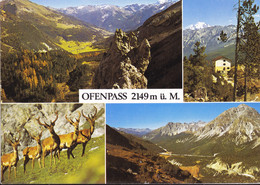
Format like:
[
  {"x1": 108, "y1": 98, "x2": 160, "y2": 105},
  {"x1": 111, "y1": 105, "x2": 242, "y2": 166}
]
[
  {"x1": 244, "y1": 64, "x2": 247, "y2": 101},
  {"x1": 233, "y1": 0, "x2": 241, "y2": 102}
]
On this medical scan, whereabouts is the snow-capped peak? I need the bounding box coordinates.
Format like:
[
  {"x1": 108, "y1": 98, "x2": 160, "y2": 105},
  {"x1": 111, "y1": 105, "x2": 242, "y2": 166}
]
[
  {"x1": 77, "y1": 6, "x2": 85, "y2": 10},
  {"x1": 157, "y1": 0, "x2": 177, "y2": 5},
  {"x1": 158, "y1": 0, "x2": 169, "y2": 4},
  {"x1": 186, "y1": 22, "x2": 211, "y2": 30}
]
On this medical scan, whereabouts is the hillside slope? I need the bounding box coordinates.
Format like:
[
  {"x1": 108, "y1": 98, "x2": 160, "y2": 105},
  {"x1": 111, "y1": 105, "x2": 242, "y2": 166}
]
[
  {"x1": 0, "y1": 0, "x2": 109, "y2": 52},
  {"x1": 106, "y1": 125, "x2": 199, "y2": 183},
  {"x1": 137, "y1": 1, "x2": 182, "y2": 88}
]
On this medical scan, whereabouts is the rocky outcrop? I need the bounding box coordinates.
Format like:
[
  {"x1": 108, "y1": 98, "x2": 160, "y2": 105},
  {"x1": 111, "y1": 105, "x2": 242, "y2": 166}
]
[
  {"x1": 207, "y1": 158, "x2": 258, "y2": 179},
  {"x1": 93, "y1": 29, "x2": 151, "y2": 89},
  {"x1": 137, "y1": 1, "x2": 182, "y2": 88}
]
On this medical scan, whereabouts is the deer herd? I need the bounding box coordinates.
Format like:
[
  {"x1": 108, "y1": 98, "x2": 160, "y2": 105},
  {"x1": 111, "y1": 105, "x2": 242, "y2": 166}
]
[{"x1": 1, "y1": 106, "x2": 98, "y2": 181}]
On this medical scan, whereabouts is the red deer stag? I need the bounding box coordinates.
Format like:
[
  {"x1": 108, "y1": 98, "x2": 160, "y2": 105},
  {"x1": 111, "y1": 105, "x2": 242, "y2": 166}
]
[
  {"x1": 77, "y1": 106, "x2": 97, "y2": 157},
  {"x1": 36, "y1": 111, "x2": 61, "y2": 167},
  {"x1": 1, "y1": 132, "x2": 21, "y2": 181},
  {"x1": 23, "y1": 128, "x2": 44, "y2": 173},
  {"x1": 58, "y1": 111, "x2": 81, "y2": 159}
]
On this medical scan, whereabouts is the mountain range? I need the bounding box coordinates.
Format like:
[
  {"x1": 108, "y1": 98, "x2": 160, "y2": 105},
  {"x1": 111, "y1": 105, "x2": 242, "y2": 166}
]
[
  {"x1": 58, "y1": 0, "x2": 177, "y2": 32},
  {"x1": 116, "y1": 128, "x2": 153, "y2": 137},
  {"x1": 183, "y1": 24, "x2": 236, "y2": 61},
  {"x1": 143, "y1": 104, "x2": 260, "y2": 182},
  {"x1": 144, "y1": 121, "x2": 207, "y2": 140}
]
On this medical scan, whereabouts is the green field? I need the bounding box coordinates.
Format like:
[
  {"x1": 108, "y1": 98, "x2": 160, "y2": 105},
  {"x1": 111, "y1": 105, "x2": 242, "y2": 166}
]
[
  {"x1": 1, "y1": 135, "x2": 105, "y2": 184},
  {"x1": 56, "y1": 38, "x2": 104, "y2": 54}
]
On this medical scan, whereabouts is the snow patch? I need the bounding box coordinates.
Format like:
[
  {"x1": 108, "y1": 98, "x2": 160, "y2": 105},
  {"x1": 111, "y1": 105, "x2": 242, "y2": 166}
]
[
  {"x1": 186, "y1": 22, "x2": 211, "y2": 30},
  {"x1": 158, "y1": 0, "x2": 169, "y2": 4},
  {"x1": 77, "y1": 6, "x2": 85, "y2": 10}
]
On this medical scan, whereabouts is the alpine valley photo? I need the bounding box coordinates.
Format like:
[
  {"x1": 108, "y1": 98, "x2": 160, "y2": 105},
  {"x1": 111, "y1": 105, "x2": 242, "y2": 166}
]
[
  {"x1": 106, "y1": 103, "x2": 260, "y2": 183},
  {"x1": 1, "y1": 0, "x2": 182, "y2": 102}
]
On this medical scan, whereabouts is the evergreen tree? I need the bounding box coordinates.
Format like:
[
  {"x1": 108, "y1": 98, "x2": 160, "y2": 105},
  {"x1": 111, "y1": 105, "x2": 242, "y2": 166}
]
[{"x1": 239, "y1": 0, "x2": 260, "y2": 101}]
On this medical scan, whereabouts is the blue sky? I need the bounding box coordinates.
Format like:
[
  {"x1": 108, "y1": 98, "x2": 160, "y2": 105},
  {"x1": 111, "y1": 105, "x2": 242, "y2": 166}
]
[
  {"x1": 183, "y1": 0, "x2": 260, "y2": 28},
  {"x1": 106, "y1": 103, "x2": 260, "y2": 129},
  {"x1": 30, "y1": 0, "x2": 164, "y2": 8}
]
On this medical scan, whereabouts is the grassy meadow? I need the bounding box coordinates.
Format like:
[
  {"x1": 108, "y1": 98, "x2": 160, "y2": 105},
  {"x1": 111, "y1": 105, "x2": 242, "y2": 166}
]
[
  {"x1": 1, "y1": 135, "x2": 105, "y2": 184},
  {"x1": 57, "y1": 38, "x2": 104, "y2": 54}
]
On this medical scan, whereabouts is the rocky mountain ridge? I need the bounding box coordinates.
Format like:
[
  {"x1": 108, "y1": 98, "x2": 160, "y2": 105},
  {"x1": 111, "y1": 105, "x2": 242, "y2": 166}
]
[
  {"x1": 185, "y1": 21, "x2": 211, "y2": 30},
  {"x1": 183, "y1": 25, "x2": 236, "y2": 57},
  {"x1": 195, "y1": 104, "x2": 260, "y2": 145},
  {"x1": 58, "y1": 0, "x2": 177, "y2": 32},
  {"x1": 145, "y1": 104, "x2": 260, "y2": 146},
  {"x1": 116, "y1": 127, "x2": 153, "y2": 137},
  {"x1": 143, "y1": 104, "x2": 260, "y2": 182},
  {"x1": 144, "y1": 121, "x2": 207, "y2": 140}
]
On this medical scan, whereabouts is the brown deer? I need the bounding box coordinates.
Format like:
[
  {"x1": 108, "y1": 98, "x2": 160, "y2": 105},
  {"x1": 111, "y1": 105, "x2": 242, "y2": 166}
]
[
  {"x1": 77, "y1": 106, "x2": 97, "y2": 157},
  {"x1": 58, "y1": 111, "x2": 81, "y2": 159},
  {"x1": 23, "y1": 128, "x2": 44, "y2": 173},
  {"x1": 36, "y1": 111, "x2": 61, "y2": 167},
  {"x1": 1, "y1": 132, "x2": 21, "y2": 181}
]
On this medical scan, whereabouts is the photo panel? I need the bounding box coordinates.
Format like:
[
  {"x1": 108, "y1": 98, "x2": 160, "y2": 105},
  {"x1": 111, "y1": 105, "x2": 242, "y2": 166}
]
[
  {"x1": 183, "y1": 0, "x2": 260, "y2": 102},
  {"x1": 106, "y1": 103, "x2": 260, "y2": 183},
  {"x1": 1, "y1": 0, "x2": 182, "y2": 103},
  {"x1": 1, "y1": 103, "x2": 105, "y2": 184}
]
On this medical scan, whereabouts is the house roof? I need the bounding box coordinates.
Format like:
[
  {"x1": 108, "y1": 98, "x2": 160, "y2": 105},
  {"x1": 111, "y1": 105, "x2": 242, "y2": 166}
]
[{"x1": 212, "y1": 56, "x2": 232, "y2": 62}]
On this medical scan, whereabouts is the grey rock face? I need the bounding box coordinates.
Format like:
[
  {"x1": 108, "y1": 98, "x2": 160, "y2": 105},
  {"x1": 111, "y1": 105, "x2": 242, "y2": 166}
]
[
  {"x1": 93, "y1": 29, "x2": 151, "y2": 89},
  {"x1": 144, "y1": 121, "x2": 207, "y2": 140},
  {"x1": 1, "y1": 103, "x2": 105, "y2": 157},
  {"x1": 195, "y1": 104, "x2": 260, "y2": 144}
]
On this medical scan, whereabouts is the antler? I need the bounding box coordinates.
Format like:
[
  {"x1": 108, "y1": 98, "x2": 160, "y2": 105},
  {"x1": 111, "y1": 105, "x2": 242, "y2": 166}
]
[
  {"x1": 65, "y1": 111, "x2": 81, "y2": 125},
  {"x1": 39, "y1": 127, "x2": 44, "y2": 138},
  {"x1": 4, "y1": 133, "x2": 13, "y2": 145},
  {"x1": 36, "y1": 117, "x2": 48, "y2": 128},
  {"x1": 91, "y1": 106, "x2": 97, "y2": 120},
  {"x1": 15, "y1": 128, "x2": 21, "y2": 142},
  {"x1": 51, "y1": 111, "x2": 59, "y2": 125},
  {"x1": 6, "y1": 130, "x2": 20, "y2": 144},
  {"x1": 25, "y1": 128, "x2": 35, "y2": 140},
  {"x1": 82, "y1": 106, "x2": 97, "y2": 121}
]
